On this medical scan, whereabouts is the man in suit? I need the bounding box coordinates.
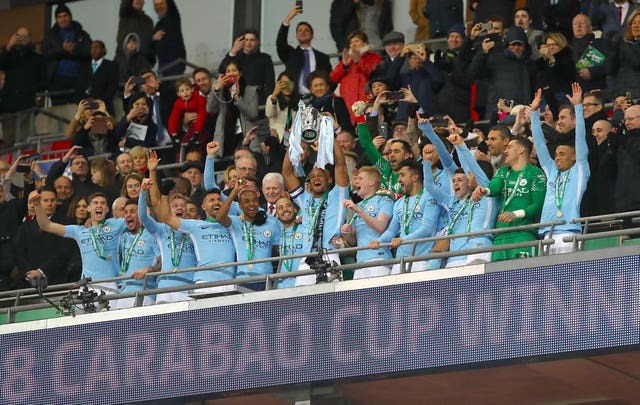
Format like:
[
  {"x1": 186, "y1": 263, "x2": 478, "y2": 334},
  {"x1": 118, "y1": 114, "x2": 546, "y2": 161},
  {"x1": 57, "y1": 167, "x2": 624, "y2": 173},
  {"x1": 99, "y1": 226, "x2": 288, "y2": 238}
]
[
  {"x1": 590, "y1": 0, "x2": 639, "y2": 41},
  {"x1": 276, "y1": 5, "x2": 332, "y2": 94},
  {"x1": 123, "y1": 69, "x2": 175, "y2": 147},
  {"x1": 80, "y1": 40, "x2": 118, "y2": 115}
]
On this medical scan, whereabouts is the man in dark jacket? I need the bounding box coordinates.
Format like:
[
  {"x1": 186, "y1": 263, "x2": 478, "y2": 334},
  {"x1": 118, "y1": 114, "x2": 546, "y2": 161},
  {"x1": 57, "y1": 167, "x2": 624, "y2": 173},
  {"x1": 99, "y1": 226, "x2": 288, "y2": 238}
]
[
  {"x1": 470, "y1": 26, "x2": 535, "y2": 120},
  {"x1": 41, "y1": 3, "x2": 92, "y2": 105},
  {"x1": 151, "y1": 0, "x2": 186, "y2": 76},
  {"x1": 45, "y1": 146, "x2": 102, "y2": 200},
  {"x1": 219, "y1": 29, "x2": 275, "y2": 105},
  {"x1": 15, "y1": 186, "x2": 79, "y2": 289},
  {"x1": 615, "y1": 105, "x2": 640, "y2": 217},
  {"x1": 277, "y1": 5, "x2": 332, "y2": 94},
  {"x1": 79, "y1": 40, "x2": 119, "y2": 115},
  {"x1": 570, "y1": 14, "x2": 611, "y2": 92}
]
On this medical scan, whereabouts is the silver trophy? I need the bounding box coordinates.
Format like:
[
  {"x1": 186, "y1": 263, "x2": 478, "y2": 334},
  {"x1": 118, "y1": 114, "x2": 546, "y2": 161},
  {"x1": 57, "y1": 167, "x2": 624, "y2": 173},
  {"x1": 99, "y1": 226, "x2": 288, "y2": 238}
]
[{"x1": 300, "y1": 105, "x2": 321, "y2": 143}]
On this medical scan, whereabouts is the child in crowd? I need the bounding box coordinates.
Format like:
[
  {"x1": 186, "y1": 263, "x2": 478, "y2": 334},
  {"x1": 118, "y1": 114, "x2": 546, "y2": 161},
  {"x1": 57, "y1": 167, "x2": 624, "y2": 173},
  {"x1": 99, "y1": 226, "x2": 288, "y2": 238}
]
[{"x1": 168, "y1": 77, "x2": 207, "y2": 145}]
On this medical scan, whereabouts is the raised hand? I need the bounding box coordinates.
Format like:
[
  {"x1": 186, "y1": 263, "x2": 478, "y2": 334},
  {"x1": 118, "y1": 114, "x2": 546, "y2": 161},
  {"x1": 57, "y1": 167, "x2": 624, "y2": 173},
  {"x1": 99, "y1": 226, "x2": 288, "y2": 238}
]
[
  {"x1": 146, "y1": 150, "x2": 160, "y2": 171},
  {"x1": 206, "y1": 140, "x2": 220, "y2": 157},
  {"x1": 140, "y1": 178, "x2": 153, "y2": 192},
  {"x1": 566, "y1": 82, "x2": 583, "y2": 106},
  {"x1": 530, "y1": 88, "x2": 543, "y2": 111}
]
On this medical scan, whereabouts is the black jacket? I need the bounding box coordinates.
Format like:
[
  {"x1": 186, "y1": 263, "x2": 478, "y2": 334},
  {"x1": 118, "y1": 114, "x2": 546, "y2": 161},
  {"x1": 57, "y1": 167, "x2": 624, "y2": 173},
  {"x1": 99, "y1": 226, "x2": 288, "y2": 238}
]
[
  {"x1": 79, "y1": 59, "x2": 119, "y2": 115},
  {"x1": 615, "y1": 128, "x2": 640, "y2": 212},
  {"x1": 152, "y1": 0, "x2": 186, "y2": 76},
  {"x1": 0, "y1": 44, "x2": 46, "y2": 113},
  {"x1": 41, "y1": 20, "x2": 92, "y2": 83},
  {"x1": 276, "y1": 24, "x2": 332, "y2": 93}
]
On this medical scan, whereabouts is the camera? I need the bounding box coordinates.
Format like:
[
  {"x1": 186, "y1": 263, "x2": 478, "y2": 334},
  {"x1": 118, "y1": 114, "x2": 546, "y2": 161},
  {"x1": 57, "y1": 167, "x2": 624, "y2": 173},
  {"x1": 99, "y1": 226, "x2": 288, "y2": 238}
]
[
  {"x1": 430, "y1": 116, "x2": 449, "y2": 128},
  {"x1": 132, "y1": 76, "x2": 147, "y2": 85},
  {"x1": 502, "y1": 99, "x2": 514, "y2": 107},
  {"x1": 226, "y1": 74, "x2": 238, "y2": 85},
  {"x1": 478, "y1": 141, "x2": 489, "y2": 154},
  {"x1": 256, "y1": 125, "x2": 271, "y2": 143},
  {"x1": 385, "y1": 91, "x2": 404, "y2": 101},
  {"x1": 378, "y1": 122, "x2": 389, "y2": 139},
  {"x1": 30, "y1": 274, "x2": 48, "y2": 290},
  {"x1": 480, "y1": 22, "x2": 493, "y2": 31}
]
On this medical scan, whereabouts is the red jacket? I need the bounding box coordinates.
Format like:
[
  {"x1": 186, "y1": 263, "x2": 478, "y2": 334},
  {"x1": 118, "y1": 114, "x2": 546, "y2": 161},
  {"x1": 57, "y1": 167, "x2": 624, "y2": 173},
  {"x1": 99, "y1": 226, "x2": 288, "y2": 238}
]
[
  {"x1": 330, "y1": 49, "x2": 382, "y2": 123},
  {"x1": 168, "y1": 91, "x2": 207, "y2": 136}
]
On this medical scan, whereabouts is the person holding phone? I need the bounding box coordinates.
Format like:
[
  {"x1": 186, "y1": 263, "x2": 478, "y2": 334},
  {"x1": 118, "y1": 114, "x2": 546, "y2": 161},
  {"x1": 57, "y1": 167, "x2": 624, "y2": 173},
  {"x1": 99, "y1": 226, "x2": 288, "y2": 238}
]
[
  {"x1": 276, "y1": 4, "x2": 332, "y2": 94},
  {"x1": 207, "y1": 60, "x2": 259, "y2": 158},
  {"x1": 266, "y1": 71, "x2": 300, "y2": 142},
  {"x1": 219, "y1": 28, "x2": 275, "y2": 105}
]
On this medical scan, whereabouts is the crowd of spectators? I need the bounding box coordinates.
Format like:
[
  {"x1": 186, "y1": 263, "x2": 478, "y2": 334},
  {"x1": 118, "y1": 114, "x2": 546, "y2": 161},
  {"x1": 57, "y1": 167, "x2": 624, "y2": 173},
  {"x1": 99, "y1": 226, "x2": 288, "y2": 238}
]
[{"x1": 1, "y1": 1, "x2": 640, "y2": 310}]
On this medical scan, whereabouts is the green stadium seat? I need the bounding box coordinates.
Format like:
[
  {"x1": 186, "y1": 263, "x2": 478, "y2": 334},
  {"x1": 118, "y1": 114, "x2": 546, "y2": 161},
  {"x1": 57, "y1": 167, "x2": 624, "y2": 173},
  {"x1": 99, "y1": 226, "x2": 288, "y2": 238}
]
[
  {"x1": 14, "y1": 308, "x2": 63, "y2": 323},
  {"x1": 583, "y1": 236, "x2": 620, "y2": 250}
]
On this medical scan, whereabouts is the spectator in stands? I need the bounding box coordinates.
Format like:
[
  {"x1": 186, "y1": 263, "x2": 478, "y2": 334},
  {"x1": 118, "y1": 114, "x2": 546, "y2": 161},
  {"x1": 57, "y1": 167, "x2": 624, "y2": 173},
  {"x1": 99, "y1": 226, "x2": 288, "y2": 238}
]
[
  {"x1": 422, "y1": 0, "x2": 464, "y2": 39},
  {"x1": 46, "y1": 146, "x2": 102, "y2": 200},
  {"x1": 80, "y1": 41, "x2": 118, "y2": 115},
  {"x1": 331, "y1": 30, "x2": 382, "y2": 124},
  {"x1": 282, "y1": 139, "x2": 349, "y2": 286},
  {"x1": 114, "y1": 152, "x2": 133, "y2": 189},
  {"x1": 277, "y1": 5, "x2": 332, "y2": 94},
  {"x1": 217, "y1": 179, "x2": 281, "y2": 291},
  {"x1": 531, "y1": 84, "x2": 589, "y2": 254},
  {"x1": 52, "y1": 176, "x2": 73, "y2": 217},
  {"x1": 370, "y1": 159, "x2": 439, "y2": 272},
  {"x1": 123, "y1": 70, "x2": 174, "y2": 147},
  {"x1": 41, "y1": 3, "x2": 92, "y2": 105},
  {"x1": 341, "y1": 166, "x2": 394, "y2": 278},
  {"x1": 433, "y1": 24, "x2": 473, "y2": 123},
  {"x1": 222, "y1": 165, "x2": 238, "y2": 195},
  {"x1": 582, "y1": 91, "x2": 609, "y2": 130},
  {"x1": 115, "y1": 93, "x2": 158, "y2": 150},
  {"x1": 219, "y1": 29, "x2": 275, "y2": 105},
  {"x1": 541, "y1": 0, "x2": 581, "y2": 40},
  {"x1": 590, "y1": 0, "x2": 638, "y2": 41},
  {"x1": 266, "y1": 71, "x2": 299, "y2": 142},
  {"x1": 472, "y1": 136, "x2": 546, "y2": 261},
  {"x1": 370, "y1": 32, "x2": 405, "y2": 86},
  {"x1": 470, "y1": 0, "x2": 516, "y2": 28},
  {"x1": 33, "y1": 191, "x2": 125, "y2": 297},
  {"x1": 15, "y1": 186, "x2": 79, "y2": 289},
  {"x1": 609, "y1": 9, "x2": 640, "y2": 99},
  {"x1": 583, "y1": 119, "x2": 617, "y2": 216},
  {"x1": 151, "y1": 0, "x2": 186, "y2": 76},
  {"x1": 536, "y1": 32, "x2": 577, "y2": 111},
  {"x1": 115, "y1": 33, "x2": 151, "y2": 85},
  {"x1": 112, "y1": 196, "x2": 127, "y2": 218},
  {"x1": 116, "y1": 198, "x2": 160, "y2": 309},
  {"x1": 150, "y1": 144, "x2": 236, "y2": 294},
  {"x1": 66, "y1": 99, "x2": 119, "y2": 157},
  {"x1": 470, "y1": 26, "x2": 535, "y2": 120},
  {"x1": 168, "y1": 77, "x2": 206, "y2": 145},
  {"x1": 0, "y1": 179, "x2": 26, "y2": 290},
  {"x1": 117, "y1": 0, "x2": 155, "y2": 67},
  {"x1": 207, "y1": 60, "x2": 259, "y2": 158},
  {"x1": 0, "y1": 27, "x2": 46, "y2": 147},
  {"x1": 513, "y1": 7, "x2": 544, "y2": 60},
  {"x1": 410, "y1": 0, "x2": 430, "y2": 41},
  {"x1": 67, "y1": 196, "x2": 89, "y2": 225},
  {"x1": 121, "y1": 172, "x2": 143, "y2": 200},
  {"x1": 615, "y1": 104, "x2": 640, "y2": 215},
  {"x1": 386, "y1": 42, "x2": 444, "y2": 118},
  {"x1": 354, "y1": 100, "x2": 413, "y2": 193},
  {"x1": 179, "y1": 160, "x2": 205, "y2": 205},
  {"x1": 305, "y1": 70, "x2": 352, "y2": 133},
  {"x1": 139, "y1": 176, "x2": 196, "y2": 304},
  {"x1": 90, "y1": 159, "x2": 119, "y2": 202},
  {"x1": 571, "y1": 14, "x2": 611, "y2": 92},
  {"x1": 262, "y1": 172, "x2": 286, "y2": 217}
]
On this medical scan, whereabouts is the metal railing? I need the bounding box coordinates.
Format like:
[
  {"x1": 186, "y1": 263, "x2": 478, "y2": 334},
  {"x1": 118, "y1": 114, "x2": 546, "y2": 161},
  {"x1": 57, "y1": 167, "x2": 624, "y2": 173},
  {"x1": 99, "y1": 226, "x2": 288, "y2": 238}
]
[
  {"x1": 0, "y1": 219, "x2": 571, "y2": 322},
  {"x1": 563, "y1": 211, "x2": 640, "y2": 250}
]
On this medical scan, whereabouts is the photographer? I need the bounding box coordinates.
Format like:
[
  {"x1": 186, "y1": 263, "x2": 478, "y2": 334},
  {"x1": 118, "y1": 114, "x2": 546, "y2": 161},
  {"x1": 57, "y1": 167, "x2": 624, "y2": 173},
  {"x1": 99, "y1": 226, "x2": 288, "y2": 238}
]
[
  {"x1": 66, "y1": 98, "x2": 119, "y2": 156},
  {"x1": 114, "y1": 92, "x2": 158, "y2": 150}
]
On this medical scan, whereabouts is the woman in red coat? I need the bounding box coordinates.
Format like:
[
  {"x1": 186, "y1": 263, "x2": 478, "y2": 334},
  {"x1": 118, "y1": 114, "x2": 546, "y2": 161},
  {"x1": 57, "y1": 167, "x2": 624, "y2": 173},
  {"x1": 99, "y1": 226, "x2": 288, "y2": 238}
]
[{"x1": 330, "y1": 30, "x2": 382, "y2": 124}]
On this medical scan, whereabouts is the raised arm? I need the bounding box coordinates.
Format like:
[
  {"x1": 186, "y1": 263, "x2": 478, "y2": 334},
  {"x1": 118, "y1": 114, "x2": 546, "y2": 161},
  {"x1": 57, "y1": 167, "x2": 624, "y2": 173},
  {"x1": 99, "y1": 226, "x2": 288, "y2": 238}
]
[
  {"x1": 138, "y1": 179, "x2": 159, "y2": 235},
  {"x1": 450, "y1": 134, "x2": 490, "y2": 187},
  {"x1": 567, "y1": 82, "x2": 587, "y2": 164},
  {"x1": 147, "y1": 151, "x2": 181, "y2": 231},
  {"x1": 204, "y1": 141, "x2": 221, "y2": 190},
  {"x1": 416, "y1": 115, "x2": 457, "y2": 173},
  {"x1": 530, "y1": 88, "x2": 554, "y2": 171},
  {"x1": 422, "y1": 160, "x2": 450, "y2": 205},
  {"x1": 333, "y1": 138, "x2": 349, "y2": 188},
  {"x1": 282, "y1": 151, "x2": 301, "y2": 192},
  {"x1": 32, "y1": 193, "x2": 66, "y2": 237},
  {"x1": 216, "y1": 181, "x2": 241, "y2": 228}
]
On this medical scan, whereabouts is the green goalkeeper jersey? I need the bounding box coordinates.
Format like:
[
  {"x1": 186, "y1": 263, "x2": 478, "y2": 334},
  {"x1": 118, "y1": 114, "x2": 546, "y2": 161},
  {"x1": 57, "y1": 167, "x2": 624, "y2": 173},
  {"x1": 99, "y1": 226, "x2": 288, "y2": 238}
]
[{"x1": 356, "y1": 122, "x2": 402, "y2": 194}]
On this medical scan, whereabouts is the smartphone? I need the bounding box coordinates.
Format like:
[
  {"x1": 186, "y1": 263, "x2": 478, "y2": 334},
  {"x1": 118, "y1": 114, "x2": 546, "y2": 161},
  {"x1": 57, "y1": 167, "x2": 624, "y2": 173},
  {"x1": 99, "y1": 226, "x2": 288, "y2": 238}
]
[
  {"x1": 430, "y1": 116, "x2": 448, "y2": 128},
  {"x1": 379, "y1": 122, "x2": 389, "y2": 139},
  {"x1": 226, "y1": 74, "x2": 238, "y2": 85},
  {"x1": 478, "y1": 141, "x2": 489, "y2": 154},
  {"x1": 133, "y1": 76, "x2": 147, "y2": 85},
  {"x1": 502, "y1": 99, "x2": 514, "y2": 107},
  {"x1": 385, "y1": 91, "x2": 404, "y2": 101},
  {"x1": 90, "y1": 116, "x2": 108, "y2": 135},
  {"x1": 24, "y1": 152, "x2": 41, "y2": 162},
  {"x1": 86, "y1": 100, "x2": 99, "y2": 110},
  {"x1": 256, "y1": 125, "x2": 271, "y2": 143},
  {"x1": 296, "y1": 0, "x2": 303, "y2": 12},
  {"x1": 480, "y1": 22, "x2": 493, "y2": 32}
]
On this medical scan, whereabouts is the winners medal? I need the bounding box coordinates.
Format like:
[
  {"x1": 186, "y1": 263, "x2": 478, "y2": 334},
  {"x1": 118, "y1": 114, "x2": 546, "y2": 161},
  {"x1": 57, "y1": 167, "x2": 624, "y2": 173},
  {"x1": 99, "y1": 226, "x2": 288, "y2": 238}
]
[{"x1": 556, "y1": 210, "x2": 563, "y2": 217}]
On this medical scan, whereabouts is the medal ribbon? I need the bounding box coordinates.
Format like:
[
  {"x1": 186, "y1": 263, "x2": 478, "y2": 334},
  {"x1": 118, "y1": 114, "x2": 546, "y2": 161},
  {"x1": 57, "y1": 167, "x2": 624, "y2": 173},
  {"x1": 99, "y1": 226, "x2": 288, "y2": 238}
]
[
  {"x1": 169, "y1": 230, "x2": 187, "y2": 267},
  {"x1": 88, "y1": 225, "x2": 109, "y2": 260},
  {"x1": 348, "y1": 194, "x2": 377, "y2": 225},
  {"x1": 502, "y1": 166, "x2": 528, "y2": 212},
  {"x1": 555, "y1": 170, "x2": 570, "y2": 213},
  {"x1": 446, "y1": 197, "x2": 474, "y2": 235},
  {"x1": 120, "y1": 227, "x2": 144, "y2": 275},
  {"x1": 307, "y1": 192, "x2": 328, "y2": 241},
  {"x1": 401, "y1": 188, "x2": 423, "y2": 235},
  {"x1": 242, "y1": 220, "x2": 255, "y2": 261},
  {"x1": 281, "y1": 223, "x2": 299, "y2": 272}
]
